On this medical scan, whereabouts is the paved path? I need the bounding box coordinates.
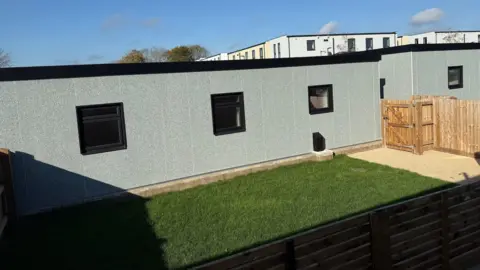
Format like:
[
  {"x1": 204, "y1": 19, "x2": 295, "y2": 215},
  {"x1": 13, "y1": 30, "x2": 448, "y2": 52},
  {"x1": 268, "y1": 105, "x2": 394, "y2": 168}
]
[{"x1": 349, "y1": 148, "x2": 480, "y2": 184}]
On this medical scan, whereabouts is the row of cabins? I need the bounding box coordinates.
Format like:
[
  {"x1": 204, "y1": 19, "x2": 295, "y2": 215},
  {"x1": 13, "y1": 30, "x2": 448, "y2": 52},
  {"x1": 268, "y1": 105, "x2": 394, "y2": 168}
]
[
  {"x1": 201, "y1": 31, "x2": 480, "y2": 61},
  {"x1": 1, "y1": 43, "x2": 480, "y2": 216}
]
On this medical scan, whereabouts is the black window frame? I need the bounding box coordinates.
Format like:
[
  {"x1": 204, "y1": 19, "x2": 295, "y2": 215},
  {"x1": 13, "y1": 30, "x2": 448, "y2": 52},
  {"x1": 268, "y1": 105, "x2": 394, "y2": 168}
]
[
  {"x1": 448, "y1": 66, "x2": 463, "y2": 90},
  {"x1": 260, "y1": 48, "x2": 264, "y2": 59},
  {"x1": 383, "y1": 37, "x2": 390, "y2": 48},
  {"x1": 415, "y1": 38, "x2": 419, "y2": 44},
  {"x1": 365, "y1": 38, "x2": 373, "y2": 50},
  {"x1": 308, "y1": 84, "x2": 334, "y2": 115},
  {"x1": 307, "y1": 40, "x2": 316, "y2": 51},
  {"x1": 478, "y1": 34, "x2": 480, "y2": 43},
  {"x1": 76, "y1": 102, "x2": 127, "y2": 155},
  {"x1": 278, "y1": 43, "x2": 281, "y2": 58},
  {"x1": 423, "y1": 37, "x2": 428, "y2": 44},
  {"x1": 211, "y1": 92, "x2": 246, "y2": 136},
  {"x1": 245, "y1": 51, "x2": 248, "y2": 60},
  {"x1": 273, "y1": 44, "x2": 277, "y2": 58},
  {"x1": 347, "y1": 38, "x2": 356, "y2": 52},
  {"x1": 252, "y1": 49, "x2": 256, "y2": 59}
]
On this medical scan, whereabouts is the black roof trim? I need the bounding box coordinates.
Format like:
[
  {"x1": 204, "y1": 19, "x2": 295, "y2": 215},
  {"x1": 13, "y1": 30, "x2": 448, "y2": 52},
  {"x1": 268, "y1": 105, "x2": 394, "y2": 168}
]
[
  {"x1": 0, "y1": 52, "x2": 381, "y2": 82},
  {"x1": 3, "y1": 43, "x2": 480, "y2": 82},
  {"x1": 376, "y1": 43, "x2": 480, "y2": 55},
  {"x1": 435, "y1": 30, "x2": 480, "y2": 33},
  {"x1": 287, "y1": 32, "x2": 396, "y2": 38}
]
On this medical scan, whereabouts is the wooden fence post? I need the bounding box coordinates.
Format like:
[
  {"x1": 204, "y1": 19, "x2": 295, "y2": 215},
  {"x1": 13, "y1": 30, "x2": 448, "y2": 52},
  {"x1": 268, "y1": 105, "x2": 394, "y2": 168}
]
[
  {"x1": 285, "y1": 239, "x2": 296, "y2": 270},
  {"x1": 414, "y1": 102, "x2": 424, "y2": 155},
  {"x1": 370, "y1": 209, "x2": 392, "y2": 270},
  {"x1": 441, "y1": 192, "x2": 451, "y2": 270}
]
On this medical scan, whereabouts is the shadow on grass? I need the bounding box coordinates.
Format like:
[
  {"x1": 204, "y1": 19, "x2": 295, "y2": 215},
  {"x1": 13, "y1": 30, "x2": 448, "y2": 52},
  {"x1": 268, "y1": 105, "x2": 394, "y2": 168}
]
[{"x1": 0, "y1": 152, "x2": 167, "y2": 270}]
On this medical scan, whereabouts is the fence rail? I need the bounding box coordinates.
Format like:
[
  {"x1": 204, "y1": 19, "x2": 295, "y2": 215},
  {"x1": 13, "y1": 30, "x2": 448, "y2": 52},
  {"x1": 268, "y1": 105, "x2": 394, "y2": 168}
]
[
  {"x1": 194, "y1": 181, "x2": 480, "y2": 269},
  {"x1": 0, "y1": 149, "x2": 14, "y2": 239}
]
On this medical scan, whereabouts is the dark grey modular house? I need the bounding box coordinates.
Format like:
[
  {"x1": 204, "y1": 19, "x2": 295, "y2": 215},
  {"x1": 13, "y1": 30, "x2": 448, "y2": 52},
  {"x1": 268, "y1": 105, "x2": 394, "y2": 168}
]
[{"x1": 0, "y1": 43, "x2": 479, "y2": 215}]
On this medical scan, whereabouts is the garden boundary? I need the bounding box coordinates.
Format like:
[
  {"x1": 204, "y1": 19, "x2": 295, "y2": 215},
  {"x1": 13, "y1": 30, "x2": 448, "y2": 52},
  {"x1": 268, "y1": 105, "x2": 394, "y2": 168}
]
[{"x1": 194, "y1": 181, "x2": 480, "y2": 269}]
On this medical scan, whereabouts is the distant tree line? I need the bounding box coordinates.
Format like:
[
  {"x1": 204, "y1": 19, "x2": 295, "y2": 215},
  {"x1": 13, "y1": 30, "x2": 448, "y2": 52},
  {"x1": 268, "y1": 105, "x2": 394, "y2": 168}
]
[{"x1": 119, "y1": 45, "x2": 209, "y2": 64}]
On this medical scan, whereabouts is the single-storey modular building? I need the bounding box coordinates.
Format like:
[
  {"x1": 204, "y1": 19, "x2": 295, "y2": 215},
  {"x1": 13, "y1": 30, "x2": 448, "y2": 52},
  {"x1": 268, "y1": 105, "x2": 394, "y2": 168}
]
[{"x1": 1, "y1": 43, "x2": 480, "y2": 215}]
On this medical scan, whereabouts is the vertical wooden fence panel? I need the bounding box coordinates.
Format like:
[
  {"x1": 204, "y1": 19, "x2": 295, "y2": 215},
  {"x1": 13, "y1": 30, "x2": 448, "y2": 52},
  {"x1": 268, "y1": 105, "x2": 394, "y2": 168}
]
[{"x1": 434, "y1": 98, "x2": 480, "y2": 157}]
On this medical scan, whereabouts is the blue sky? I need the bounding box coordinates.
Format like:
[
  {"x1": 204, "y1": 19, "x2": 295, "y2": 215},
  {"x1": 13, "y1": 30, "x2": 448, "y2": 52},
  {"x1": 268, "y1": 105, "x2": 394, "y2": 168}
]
[{"x1": 1, "y1": 0, "x2": 479, "y2": 67}]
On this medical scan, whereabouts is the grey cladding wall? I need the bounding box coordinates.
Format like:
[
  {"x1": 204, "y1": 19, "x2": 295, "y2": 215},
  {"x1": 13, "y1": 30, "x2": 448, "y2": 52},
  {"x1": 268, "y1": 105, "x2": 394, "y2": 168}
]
[
  {"x1": 0, "y1": 62, "x2": 381, "y2": 215},
  {"x1": 412, "y1": 50, "x2": 480, "y2": 99},
  {"x1": 379, "y1": 49, "x2": 480, "y2": 100},
  {"x1": 379, "y1": 52, "x2": 413, "y2": 100}
]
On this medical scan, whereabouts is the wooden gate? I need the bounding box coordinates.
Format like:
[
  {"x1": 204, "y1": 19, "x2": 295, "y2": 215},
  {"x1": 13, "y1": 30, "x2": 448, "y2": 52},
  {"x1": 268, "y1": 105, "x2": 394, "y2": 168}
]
[{"x1": 381, "y1": 100, "x2": 434, "y2": 154}]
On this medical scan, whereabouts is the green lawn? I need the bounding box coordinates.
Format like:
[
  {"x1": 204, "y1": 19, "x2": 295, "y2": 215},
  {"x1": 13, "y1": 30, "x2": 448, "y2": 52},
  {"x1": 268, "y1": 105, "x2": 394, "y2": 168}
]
[{"x1": 0, "y1": 155, "x2": 451, "y2": 269}]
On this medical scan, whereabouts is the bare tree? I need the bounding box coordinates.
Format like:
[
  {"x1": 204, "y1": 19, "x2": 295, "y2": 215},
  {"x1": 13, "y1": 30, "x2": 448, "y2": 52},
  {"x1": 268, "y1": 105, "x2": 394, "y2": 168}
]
[
  {"x1": 0, "y1": 49, "x2": 10, "y2": 67},
  {"x1": 141, "y1": 47, "x2": 168, "y2": 62},
  {"x1": 335, "y1": 35, "x2": 349, "y2": 53},
  {"x1": 442, "y1": 31, "x2": 465, "y2": 43},
  {"x1": 189, "y1": 45, "x2": 209, "y2": 61}
]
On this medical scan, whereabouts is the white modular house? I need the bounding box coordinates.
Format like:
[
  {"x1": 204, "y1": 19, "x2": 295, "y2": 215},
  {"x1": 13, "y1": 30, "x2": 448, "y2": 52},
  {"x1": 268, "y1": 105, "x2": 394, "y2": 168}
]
[
  {"x1": 266, "y1": 32, "x2": 397, "y2": 58},
  {"x1": 403, "y1": 31, "x2": 480, "y2": 45},
  {"x1": 197, "y1": 53, "x2": 228, "y2": 61}
]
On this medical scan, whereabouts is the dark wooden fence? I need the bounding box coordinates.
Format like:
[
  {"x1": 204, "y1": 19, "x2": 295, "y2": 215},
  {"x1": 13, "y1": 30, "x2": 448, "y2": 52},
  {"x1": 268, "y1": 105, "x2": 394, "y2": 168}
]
[
  {"x1": 0, "y1": 149, "x2": 14, "y2": 238},
  {"x1": 195, "y1": 181, "x2": 480, "y2": 270}
]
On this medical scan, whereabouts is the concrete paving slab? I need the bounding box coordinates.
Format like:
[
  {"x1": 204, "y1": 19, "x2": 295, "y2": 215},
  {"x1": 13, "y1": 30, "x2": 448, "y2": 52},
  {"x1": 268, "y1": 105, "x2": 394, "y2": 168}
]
[{"x1": 348, "y1": 148, "x2": 480, "y2": 184}]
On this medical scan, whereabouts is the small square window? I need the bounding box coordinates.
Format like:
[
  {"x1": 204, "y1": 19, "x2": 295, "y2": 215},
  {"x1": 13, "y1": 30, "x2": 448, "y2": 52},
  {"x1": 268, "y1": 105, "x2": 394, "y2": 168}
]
[
  {"x1": 383, "y1": 37, "x2": 390, "y2": 48},
  {"x1": 348, "y1": 39, "x2": 356, "y2": 52},
  {"x1": 76, "y1": 103, "x2": 127, "y2": 155},
  {"x1": 366, "y1": 38, "x2": 373, "y2": 50},
  {"x1": 448, "y1": 66, "x2": 463, "y2": 89},
  {"x1": 308, "y1": 85, "x2": 334, "y2": 114},
  {"x1": 307, "y1": 40, "x2": 315, "y2": 51},
  {"x1": 211, "y1": 92, "x2": 246, "y2": 135}
]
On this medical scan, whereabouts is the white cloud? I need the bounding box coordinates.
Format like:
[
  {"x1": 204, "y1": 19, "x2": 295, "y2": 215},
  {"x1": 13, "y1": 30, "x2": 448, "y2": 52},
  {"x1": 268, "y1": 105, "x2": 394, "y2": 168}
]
[
  {"x1": 319, "y1": 21, "x2": 338, "y2": 34},
  {"x1": 410, "y1": 8, "x2": 444, "y2": 26},
  {"x1": 142, "y1": 18, "x2": 160, "y2": 28}
]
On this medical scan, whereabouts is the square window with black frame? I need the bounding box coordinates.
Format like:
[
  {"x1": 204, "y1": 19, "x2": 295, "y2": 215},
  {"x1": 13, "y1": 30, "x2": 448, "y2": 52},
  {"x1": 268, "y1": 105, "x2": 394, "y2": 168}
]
[
  {"x1": 366, "y1": 38, "x2": 373, "y2": 50},
  {"x1": 307, "y1": 40, "x2": 315, "y2": 51},
  {"x1": 308, "y1": 85, "x2": 334, "y2": 114},
  {"x1": 415, "y1": 38, "x2": 419, "y2": 44},
  {"x1": 76, "y1": 103, "x2": 127, "y2": 155},
  {"x1": 383, "y1": 37, "x2": 390, "y2": 48},
  {"x1": 211, "y1": 93, "x2": 246, "y2": 135},
  {"x1": 423, "y1": 37, "x2": 428, "y2": 44},
  {"x1": 347, "y1": 38, "x2": 356, "y2": 52},
  {"x1": 448, "y1": 66, "x2": 463, "y2": 89}
]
